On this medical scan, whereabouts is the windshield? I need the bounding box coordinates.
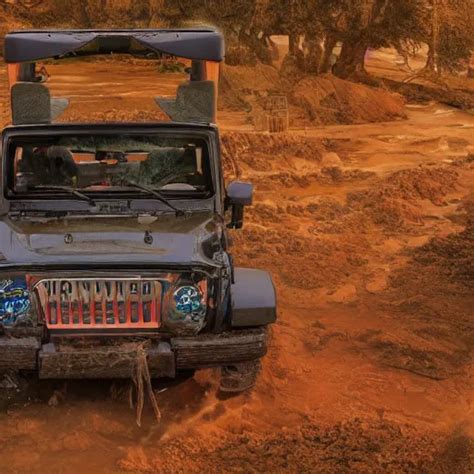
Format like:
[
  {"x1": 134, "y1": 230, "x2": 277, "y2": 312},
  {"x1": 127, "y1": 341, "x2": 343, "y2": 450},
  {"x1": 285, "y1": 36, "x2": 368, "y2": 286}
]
[{"x1": 8, "y1": 133, "x2": 213, "y2": 198}]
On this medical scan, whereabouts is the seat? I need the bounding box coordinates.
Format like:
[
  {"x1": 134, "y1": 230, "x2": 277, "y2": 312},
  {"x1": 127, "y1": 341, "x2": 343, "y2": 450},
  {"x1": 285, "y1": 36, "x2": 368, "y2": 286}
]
[
  {"x1": 11, "y1": 82, "x2": 70, "y2": 125},
  {"x1": 155, "y1": 80, "x2": 216, "y2": 123},
  {"x1": 11, "y1": 82, "x2": 51, "y2": 125}
]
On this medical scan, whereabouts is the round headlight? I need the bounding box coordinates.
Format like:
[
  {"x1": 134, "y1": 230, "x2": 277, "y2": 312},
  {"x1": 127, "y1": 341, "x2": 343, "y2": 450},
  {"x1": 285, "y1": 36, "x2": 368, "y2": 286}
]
[
  {"x1": 163, "y1": 282, "x2": 207, "y2": 335},
  {"x1": 173, "y1": 285, "x2": 204, "y2": 314},
  {"x1": 0, "y1": 277, "x2": 31, "y2": 326}
]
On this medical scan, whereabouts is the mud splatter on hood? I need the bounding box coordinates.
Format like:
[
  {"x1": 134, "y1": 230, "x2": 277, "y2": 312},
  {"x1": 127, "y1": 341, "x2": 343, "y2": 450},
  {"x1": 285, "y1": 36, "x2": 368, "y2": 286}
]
[{"x1": 0, "y1": 212, "x2": 223, "y2": 268}]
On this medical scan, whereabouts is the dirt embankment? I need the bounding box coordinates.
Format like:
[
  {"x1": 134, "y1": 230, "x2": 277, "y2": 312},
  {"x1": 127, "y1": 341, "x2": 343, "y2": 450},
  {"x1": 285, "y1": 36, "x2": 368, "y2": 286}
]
[
  {"x1": 293, "y1": 75, "x2": 406, "y2": 125},
  {"x1": 220, "y1": 131, "x2": 327, "y2": 178},
  {"x1": 379, "y1": 78, "x2": 474, "y2": 112},
  {"x1": 220, "y1": 64, "x2": 407, "y2": 127},
  {"x1": 219, "y1": 63, "x2": 283, "y2": 112}
]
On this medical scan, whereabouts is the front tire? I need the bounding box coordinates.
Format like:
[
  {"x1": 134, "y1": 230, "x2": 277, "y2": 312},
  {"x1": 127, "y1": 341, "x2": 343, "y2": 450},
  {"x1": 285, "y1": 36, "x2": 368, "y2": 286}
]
[{"x1": 218, "y1": 360, "x2": 260, "y2": 395}]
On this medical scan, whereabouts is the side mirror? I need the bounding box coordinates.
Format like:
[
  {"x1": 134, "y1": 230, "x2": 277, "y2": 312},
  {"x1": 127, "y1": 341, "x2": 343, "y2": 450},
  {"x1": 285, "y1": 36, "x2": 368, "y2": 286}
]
[{"x1": 226, "y1": 181, "x2": 253, "y2": 229}]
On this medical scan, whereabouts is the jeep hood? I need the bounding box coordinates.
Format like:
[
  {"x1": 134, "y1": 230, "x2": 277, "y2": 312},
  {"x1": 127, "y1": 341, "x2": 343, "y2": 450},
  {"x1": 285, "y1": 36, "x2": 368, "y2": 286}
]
[{"x1": 0, "y1": 212, "x2": 222, "y2": 268}]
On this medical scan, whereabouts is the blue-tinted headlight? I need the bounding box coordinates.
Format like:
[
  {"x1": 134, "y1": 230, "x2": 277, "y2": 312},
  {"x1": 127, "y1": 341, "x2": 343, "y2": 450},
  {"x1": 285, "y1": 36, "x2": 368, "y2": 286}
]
[
  {"x1": 0, "y1": 277, "x2": 31, "y2": 325},
  {"x1": 173, "y1": 285, "x2": 204, "y2": 314},
  {"x1": 163, "y1": 282, "x2": 207, "y2": 335}
]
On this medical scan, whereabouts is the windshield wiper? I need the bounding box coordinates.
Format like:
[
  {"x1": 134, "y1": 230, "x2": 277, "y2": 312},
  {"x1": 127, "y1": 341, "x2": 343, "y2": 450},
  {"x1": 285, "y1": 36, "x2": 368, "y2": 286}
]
[
  {"x1": 29, "y1": 185, "x2": 96, "y2": 206},
  {"x1": 120, "y1": 179, "x2": 185, "y2": 216},
  {"x1": 155, "y1": 172, "x2": 182, "y2": 188}
]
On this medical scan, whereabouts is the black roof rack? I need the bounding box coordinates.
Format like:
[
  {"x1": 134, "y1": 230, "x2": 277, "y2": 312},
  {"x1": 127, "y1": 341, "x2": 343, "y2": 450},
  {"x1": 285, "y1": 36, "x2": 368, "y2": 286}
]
[{"x1": 4, "y1": 29, "x2": 225, "y2": 63}]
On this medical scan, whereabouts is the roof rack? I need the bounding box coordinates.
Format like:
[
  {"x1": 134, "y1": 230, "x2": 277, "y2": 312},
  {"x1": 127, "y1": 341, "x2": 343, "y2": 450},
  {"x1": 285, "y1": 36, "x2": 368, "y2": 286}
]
[{"x1": 4, "y1": 29, "x2": 225, "y2": 63}]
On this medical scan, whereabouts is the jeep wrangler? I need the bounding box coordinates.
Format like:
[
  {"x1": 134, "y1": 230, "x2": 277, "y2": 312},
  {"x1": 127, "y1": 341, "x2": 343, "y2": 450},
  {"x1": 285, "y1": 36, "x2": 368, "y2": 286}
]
[{"x1": 0, "y1": 29, "x2": 276, "y2": 394}]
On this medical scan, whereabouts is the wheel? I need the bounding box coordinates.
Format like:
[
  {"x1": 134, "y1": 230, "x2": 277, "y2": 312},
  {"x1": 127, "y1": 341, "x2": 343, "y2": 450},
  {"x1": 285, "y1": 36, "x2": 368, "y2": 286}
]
[{"x1": 218, "y1": 360, "x2": 260, "y2": 395}]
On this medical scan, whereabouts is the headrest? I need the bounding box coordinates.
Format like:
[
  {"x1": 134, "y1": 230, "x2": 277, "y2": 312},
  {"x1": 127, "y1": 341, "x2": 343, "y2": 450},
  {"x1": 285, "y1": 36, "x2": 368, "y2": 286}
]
[
  {"x1": 156, "y1": 80, "x2": 216, "y2": 123},
  {"x1": 11, "y1": 82, "x2": 51, "y2": 125}
]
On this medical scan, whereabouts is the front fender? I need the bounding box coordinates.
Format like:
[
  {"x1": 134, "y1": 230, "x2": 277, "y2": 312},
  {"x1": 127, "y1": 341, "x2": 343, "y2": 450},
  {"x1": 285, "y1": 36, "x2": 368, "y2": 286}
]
[{"x1": 230, "y1": 268, "x2": 276, "y2": 327}]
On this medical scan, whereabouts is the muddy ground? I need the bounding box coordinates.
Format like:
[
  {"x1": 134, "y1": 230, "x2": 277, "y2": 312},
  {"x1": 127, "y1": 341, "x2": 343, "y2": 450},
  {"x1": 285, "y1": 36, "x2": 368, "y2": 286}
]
[{"x1": 0, "y1": 51, "x2": 473, "y2": 473}]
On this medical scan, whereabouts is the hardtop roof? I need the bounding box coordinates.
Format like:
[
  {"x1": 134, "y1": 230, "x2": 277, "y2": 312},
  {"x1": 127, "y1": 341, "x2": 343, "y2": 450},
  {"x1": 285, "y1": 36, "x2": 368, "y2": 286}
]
[
  {"x1": 1, "y1": 121, "x2": 218, "y2": 135},
  {"x1": 4, "y1": 28, "x2": 225, "y2": 63}
]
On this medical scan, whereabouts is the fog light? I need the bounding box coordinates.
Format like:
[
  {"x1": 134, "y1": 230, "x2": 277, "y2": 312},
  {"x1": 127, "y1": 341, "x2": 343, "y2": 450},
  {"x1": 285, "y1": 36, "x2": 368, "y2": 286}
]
[{"x1": 0, "y1": 277, "x2": 31, "y2": 326}]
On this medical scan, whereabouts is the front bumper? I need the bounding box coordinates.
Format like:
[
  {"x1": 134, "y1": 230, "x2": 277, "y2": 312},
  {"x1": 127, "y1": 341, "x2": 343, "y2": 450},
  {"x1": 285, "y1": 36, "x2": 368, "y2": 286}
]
[{"x1": 0, "y1": 328, "x2": 268, "y2": 379}]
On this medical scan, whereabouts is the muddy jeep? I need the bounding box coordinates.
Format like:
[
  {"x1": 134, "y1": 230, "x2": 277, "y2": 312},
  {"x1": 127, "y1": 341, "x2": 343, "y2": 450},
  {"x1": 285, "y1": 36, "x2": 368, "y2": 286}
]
[{"x1": 0, "y1": 29, "x2": 276, "y2": 394}]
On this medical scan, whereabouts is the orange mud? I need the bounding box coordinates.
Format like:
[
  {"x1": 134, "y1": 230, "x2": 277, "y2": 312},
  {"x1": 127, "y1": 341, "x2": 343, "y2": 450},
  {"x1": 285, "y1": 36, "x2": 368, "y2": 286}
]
[
  {"x1": 0, "y1": 54, "x2": 473, "y2": 473},
  {"x1": 220, "y1": 62, "x2": 407, "y2": 127},
  {"x1": 293, "y1": 74, "x2": 406, "y2": 125}
]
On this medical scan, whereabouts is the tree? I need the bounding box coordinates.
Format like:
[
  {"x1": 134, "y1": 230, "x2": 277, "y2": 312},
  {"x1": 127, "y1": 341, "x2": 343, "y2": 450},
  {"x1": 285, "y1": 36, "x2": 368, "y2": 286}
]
[
  {"x1": 4, "y1": 0, "x2": 472, "y2": 78},
  {"x1": 158, "y1": 0, "x2": 272, "y2": 64},
  {"x1": 428, "y1": 0, "x2": 474, "y2": 73},
  {"x1": 400, "y1": 0, "x2": 473, "y2": 77},
  {"x1": 316, "y1": 0, "x2": 430, "y2": 79}
]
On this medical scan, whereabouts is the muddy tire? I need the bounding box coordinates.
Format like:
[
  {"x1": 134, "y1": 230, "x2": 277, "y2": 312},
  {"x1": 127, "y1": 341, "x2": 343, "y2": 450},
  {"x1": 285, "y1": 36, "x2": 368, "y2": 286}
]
[{"x1": 218, "y1": 360, "x2": 260, "y2": 396}]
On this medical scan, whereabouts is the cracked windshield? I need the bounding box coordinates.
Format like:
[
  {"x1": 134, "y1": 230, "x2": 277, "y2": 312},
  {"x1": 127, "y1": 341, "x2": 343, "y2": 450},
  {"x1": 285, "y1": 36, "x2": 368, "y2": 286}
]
[{"x1": 10, "y1": 134, "x2": 212, "y2": 196}]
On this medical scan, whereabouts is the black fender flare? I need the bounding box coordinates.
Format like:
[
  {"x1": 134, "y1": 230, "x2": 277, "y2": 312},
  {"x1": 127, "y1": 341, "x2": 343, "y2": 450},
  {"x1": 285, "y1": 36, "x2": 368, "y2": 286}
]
[{"x1": 230, "y1": 268, "x2": 276, "y2": 327}]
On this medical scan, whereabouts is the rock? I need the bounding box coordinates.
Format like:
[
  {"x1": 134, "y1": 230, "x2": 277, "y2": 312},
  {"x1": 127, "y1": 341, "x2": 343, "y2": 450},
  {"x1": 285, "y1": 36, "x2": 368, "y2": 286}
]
[
  {"x1": 48, "y1": 388, "x2": 66, "y2": 407},
  {"x1": 327, "y1": 283, "x2": 358, "y2": 303},
  {"x1": 365, "y1": 274, "x2": 388, "y2": 294},
  {"x1": 321, "y1": 152, "x2": 342, "y2": 167}
]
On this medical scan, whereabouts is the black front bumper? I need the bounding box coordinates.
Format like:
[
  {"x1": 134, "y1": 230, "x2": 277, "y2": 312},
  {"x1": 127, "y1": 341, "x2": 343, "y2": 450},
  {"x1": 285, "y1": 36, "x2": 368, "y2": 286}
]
[{"x1": 0, "y1": 328, "x2": 268, "y2": 379}]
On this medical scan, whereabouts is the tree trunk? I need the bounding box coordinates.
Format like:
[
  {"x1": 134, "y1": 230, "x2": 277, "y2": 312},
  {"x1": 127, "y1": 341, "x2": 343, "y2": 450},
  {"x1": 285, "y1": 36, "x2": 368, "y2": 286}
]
[
  {"x1": 424, "y1": 0, "x2": 440, "y2": 74},
  {"x1": 425, "y1": 44, "x2": 435, "y2": 71},
  {"x1": 72, "y1": 0, "x2": 91, "y2": 27},
  {"x1": 332, "y1": 39, "x2": 368, "y2": 79},
  {"x1": 320, "y1": 35, "x2": 338, "y2": 73},
  {"x1": 305, "y1": 39, "x2": 323, "y2": 74},
  {"x1": 289, "y1": 32, "x2": 298, "y2": 56}
]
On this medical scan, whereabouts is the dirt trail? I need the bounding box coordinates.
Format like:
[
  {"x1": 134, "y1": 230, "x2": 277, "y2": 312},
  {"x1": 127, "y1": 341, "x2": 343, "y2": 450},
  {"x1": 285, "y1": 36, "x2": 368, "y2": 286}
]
[{"x1": 0, "y1": 58, "x2": 473, "y2": 472}]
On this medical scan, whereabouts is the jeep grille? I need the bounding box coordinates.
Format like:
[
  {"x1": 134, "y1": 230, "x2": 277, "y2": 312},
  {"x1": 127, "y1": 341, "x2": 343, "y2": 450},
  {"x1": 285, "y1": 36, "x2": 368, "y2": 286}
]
[{"x1": 35, "y1": 278, "x2": 162, "y2": 330}]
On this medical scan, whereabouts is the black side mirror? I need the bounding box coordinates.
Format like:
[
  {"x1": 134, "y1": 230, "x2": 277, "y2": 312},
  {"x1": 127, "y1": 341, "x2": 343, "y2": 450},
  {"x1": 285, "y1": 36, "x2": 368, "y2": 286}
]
[{"x1": 226, "y1": 181, "x2": 253, "y2": 229}]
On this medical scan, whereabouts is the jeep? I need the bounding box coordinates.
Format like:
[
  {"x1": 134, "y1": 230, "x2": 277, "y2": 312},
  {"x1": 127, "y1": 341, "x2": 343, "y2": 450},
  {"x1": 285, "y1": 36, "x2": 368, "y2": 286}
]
[{"x1": 0, "y1": 29, "x2": 276, "y2": 394}]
